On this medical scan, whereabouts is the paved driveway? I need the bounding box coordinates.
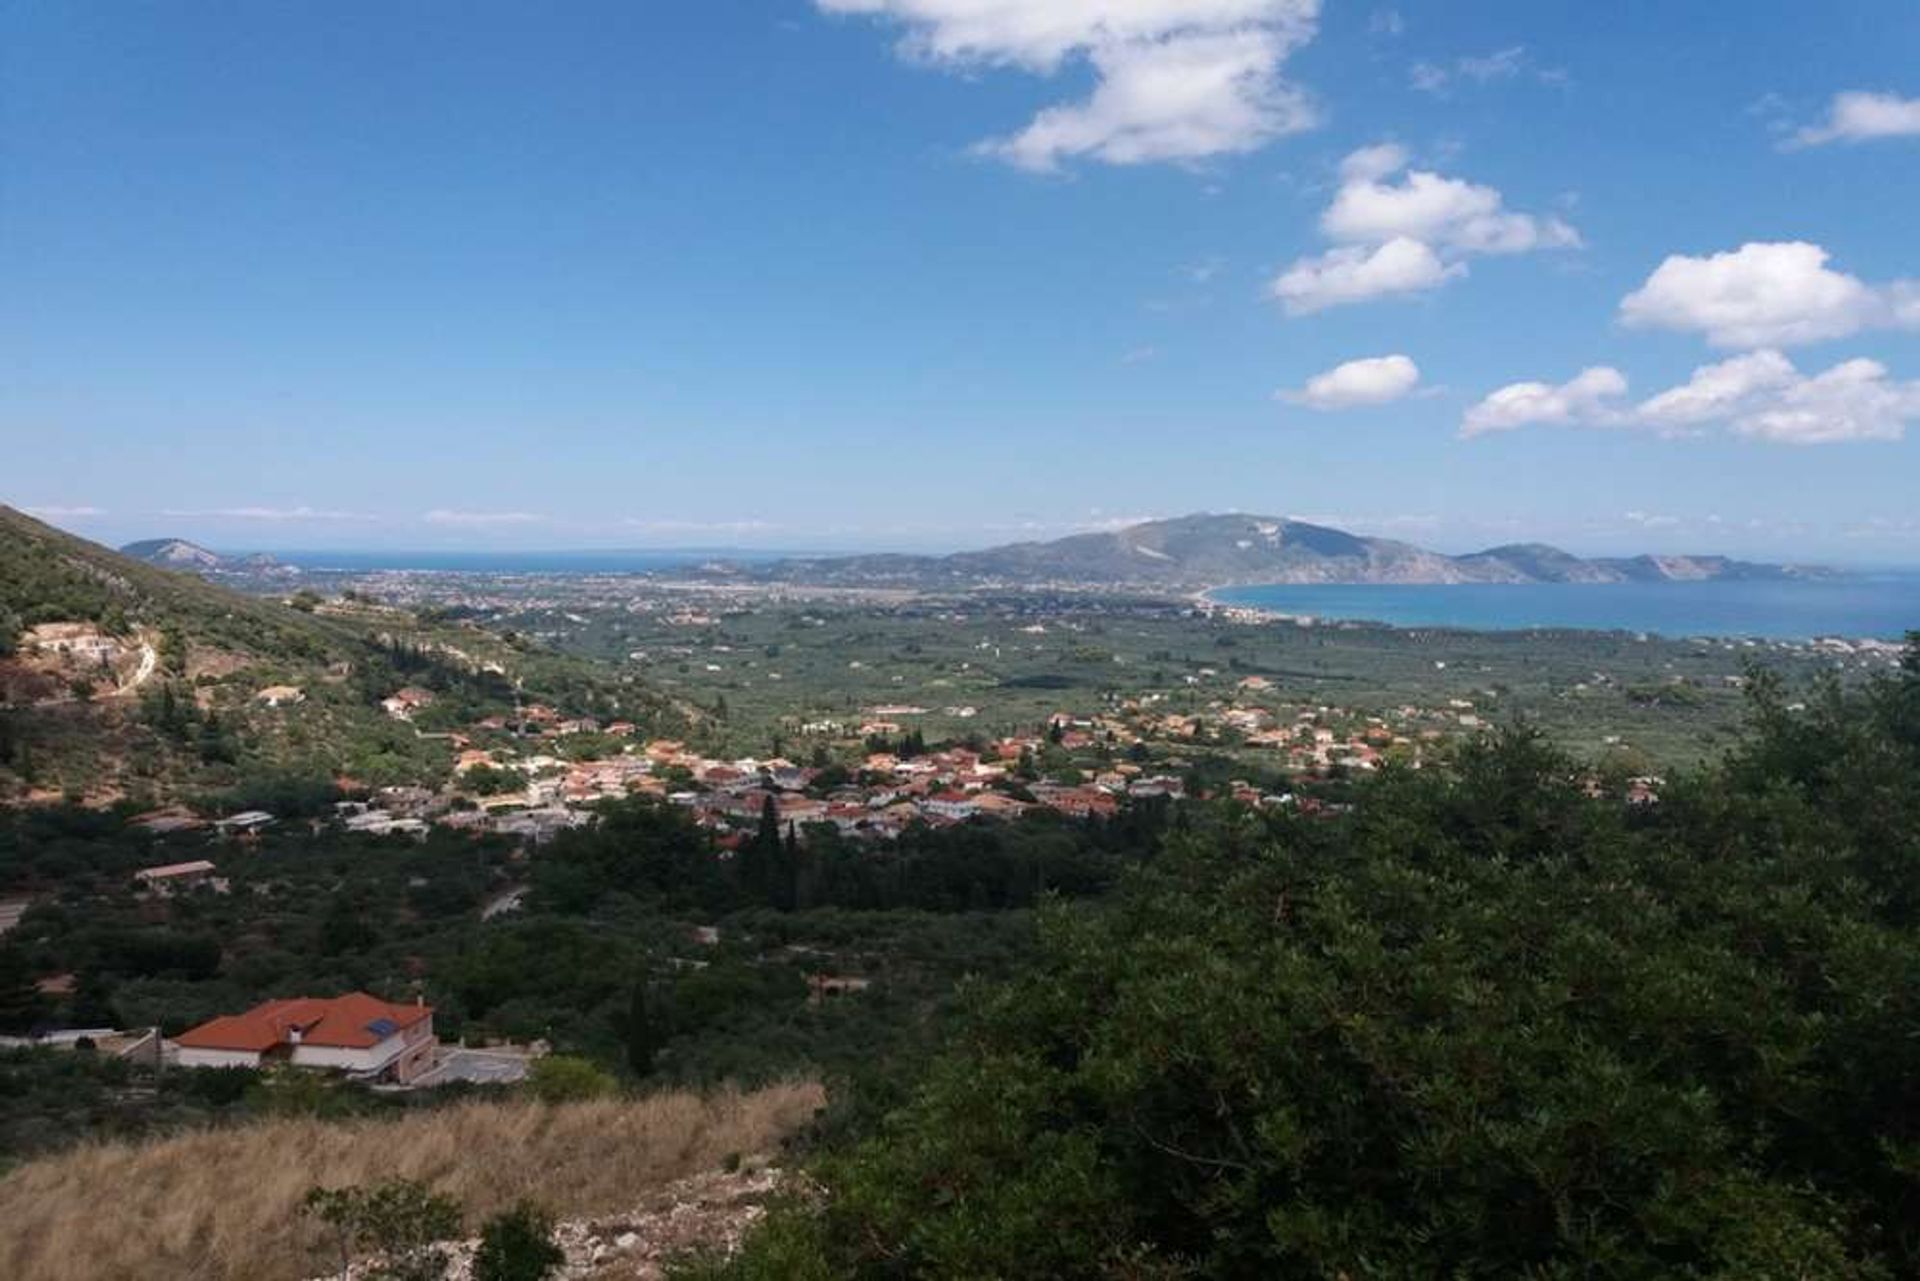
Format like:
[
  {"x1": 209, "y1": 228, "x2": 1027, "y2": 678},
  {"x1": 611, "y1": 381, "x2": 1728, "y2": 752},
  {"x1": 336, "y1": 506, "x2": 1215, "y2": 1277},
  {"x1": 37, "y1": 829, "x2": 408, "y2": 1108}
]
[{"x1": 418, "y1": 1048, "x2": 535, "y2": 1086}]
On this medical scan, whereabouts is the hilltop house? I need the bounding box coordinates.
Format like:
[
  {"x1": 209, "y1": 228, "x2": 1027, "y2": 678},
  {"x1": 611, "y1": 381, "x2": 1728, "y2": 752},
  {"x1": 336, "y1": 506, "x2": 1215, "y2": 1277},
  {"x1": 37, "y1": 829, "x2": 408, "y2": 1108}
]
[
  {"x1": 172, "y1": 992, "x2": 437, "y2": 1083},
  {"x1": 26, "y1": 623, "x2": 120, "y2": 662},
  {"x1": 133, "y1": 860, "x2": 225, "y2": 895}
]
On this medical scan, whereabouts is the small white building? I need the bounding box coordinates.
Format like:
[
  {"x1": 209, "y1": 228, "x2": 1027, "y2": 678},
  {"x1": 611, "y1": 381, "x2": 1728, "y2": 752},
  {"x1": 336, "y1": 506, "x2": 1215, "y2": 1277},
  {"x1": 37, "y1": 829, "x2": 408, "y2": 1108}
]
[
  {"x1": 172, "y1": 992, "x2": 437, "y2": 1083},
  {"x1": 133, "y1": 860, "x2": 224, "y2": 895}
]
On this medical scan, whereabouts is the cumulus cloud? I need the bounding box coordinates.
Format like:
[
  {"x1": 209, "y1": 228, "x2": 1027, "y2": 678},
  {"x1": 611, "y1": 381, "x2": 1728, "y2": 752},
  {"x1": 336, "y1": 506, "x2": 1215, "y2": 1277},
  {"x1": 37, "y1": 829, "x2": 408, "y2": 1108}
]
[
  {"x1": 1280, "y1": 353, "x2": 1422, "y2": 409},
  {"x1": 1461, "y1": 367, "x2": 1627, "y2": 437},
  {"x1": 980, "y1": 28, "x2": 1316, "y2": 170},
  {"x1": 816, "y1": 0, "x2": 1321, "y2": 171},
  {"x1": 1320, "y1": 147, "x2": 1580, "y2": 254},
  {"x1": 1634, "y1": 349, "x2": 1798, "y2": 429},
  {"x1": 1270, "y1": 144, "x2": 1576, "y2": 313},
  {"x1": 1270, "y1": 237, "x2": 1463, "y2": 314},
  {"x1": 1618, "y1": 241, "x2": 1917, "y2": 349},
  {"x1": 1790, "y1": 90, "x2": 1920, "y2": 147},
  {"x1": 1463, "y1": 351, "x2": 1920, "y2": 444},
  {"x1": 1720, "y1": 357, "x2": 1920, "y2": 445}
]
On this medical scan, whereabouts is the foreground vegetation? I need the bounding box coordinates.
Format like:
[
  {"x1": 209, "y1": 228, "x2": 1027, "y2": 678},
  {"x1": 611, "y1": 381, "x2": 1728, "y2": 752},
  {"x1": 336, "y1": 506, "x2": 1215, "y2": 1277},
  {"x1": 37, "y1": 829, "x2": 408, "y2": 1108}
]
[
  {"x1": 691, "y1": 644, "x2": 1920, "y2": 1278},
  {"x1": 0, "y1": 1082, "x2": 822, "y2": 1281}
]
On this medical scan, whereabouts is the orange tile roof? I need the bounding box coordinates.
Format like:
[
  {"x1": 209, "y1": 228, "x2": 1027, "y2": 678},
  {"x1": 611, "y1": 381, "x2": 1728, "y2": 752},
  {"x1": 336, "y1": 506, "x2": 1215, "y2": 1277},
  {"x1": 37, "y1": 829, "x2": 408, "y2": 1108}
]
[{"x1": 174, "y1": 992, "x2": 430, "y2": 1053}]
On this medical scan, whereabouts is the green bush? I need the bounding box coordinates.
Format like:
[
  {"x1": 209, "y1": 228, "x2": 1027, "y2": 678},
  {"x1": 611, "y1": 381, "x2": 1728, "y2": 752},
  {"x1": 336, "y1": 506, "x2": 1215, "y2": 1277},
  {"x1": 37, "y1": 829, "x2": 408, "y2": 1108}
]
[
  {"x1": 302, "y1": 1178, "x2": 462, "y2": 1281},
  {"x1": 473, "y1": 1202, "x2": 565, "y2": 1281},
  {"x1": 525, "y1": 1055, "x2": 616, "y2": 1104}
]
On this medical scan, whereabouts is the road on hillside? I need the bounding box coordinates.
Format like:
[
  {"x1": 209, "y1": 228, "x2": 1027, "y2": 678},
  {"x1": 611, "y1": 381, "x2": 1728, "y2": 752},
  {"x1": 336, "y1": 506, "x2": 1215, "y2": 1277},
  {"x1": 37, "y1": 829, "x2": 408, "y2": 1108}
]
[{"x1": 116, "y1": 638, "x2": 158, "y2": 696}]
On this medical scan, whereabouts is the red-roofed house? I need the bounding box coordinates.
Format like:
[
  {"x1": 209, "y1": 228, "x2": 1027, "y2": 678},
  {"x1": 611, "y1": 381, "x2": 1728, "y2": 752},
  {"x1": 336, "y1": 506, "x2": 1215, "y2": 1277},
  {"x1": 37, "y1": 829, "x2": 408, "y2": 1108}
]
[{"x1": 173, "y1": 992, "x2": 436, "y2": 1082}]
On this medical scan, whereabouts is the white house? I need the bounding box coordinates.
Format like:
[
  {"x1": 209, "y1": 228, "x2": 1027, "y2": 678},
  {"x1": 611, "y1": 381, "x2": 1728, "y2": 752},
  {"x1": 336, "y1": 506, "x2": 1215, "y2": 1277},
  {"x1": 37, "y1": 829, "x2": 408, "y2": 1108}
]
[{"x1": 172, "y1": 992, "x2": 437, "y2": 1082}]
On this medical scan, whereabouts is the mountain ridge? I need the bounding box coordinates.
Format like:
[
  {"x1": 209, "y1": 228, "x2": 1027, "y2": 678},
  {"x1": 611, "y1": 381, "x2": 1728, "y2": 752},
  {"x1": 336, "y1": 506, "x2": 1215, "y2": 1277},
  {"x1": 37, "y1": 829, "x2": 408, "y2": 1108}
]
[
  {"x1": 749, "y1": 513, "x2": 1830, "y2": 589},
  {"x1": 118, "y1": 538, "x2": 284, "y2": 575}
]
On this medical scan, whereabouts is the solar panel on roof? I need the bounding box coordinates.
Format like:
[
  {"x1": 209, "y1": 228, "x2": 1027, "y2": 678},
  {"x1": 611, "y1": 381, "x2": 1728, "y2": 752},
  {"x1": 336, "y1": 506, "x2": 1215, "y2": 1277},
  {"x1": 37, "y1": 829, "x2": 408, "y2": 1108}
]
[{"x1": 365, "y1": 1017, "x2": 399, "y2": 1037}]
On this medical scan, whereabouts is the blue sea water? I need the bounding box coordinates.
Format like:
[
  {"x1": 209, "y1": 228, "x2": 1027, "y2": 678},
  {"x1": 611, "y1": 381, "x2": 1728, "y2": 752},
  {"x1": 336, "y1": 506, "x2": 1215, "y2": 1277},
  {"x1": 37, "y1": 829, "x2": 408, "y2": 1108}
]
[{"x1": 1209, "y1": 575, "x2": 1920, "y2": 641}]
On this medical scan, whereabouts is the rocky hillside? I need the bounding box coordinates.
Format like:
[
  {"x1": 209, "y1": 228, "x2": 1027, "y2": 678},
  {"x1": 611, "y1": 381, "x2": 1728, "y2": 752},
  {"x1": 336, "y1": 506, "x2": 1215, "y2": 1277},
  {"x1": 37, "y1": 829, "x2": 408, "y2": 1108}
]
[
  {"x1": 118, "y1": 537, "x2": 286, "y2": 576},
  {"x1": 751, "y1": 513, "x2": 1827, "y2": 590},
  {"x1": 118, "y1": 538, "x2": 226, "y2": 569}
]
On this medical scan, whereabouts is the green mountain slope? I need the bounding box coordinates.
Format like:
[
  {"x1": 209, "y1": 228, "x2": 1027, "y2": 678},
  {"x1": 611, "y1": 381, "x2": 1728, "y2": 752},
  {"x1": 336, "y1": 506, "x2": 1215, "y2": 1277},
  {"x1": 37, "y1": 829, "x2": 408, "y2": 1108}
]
[
  {"x1": 0, "y1": 508, "x2": 346, "y2": 660},
  {"x1": 0, "y1": 507, "x2": 682, "y2": 804}
]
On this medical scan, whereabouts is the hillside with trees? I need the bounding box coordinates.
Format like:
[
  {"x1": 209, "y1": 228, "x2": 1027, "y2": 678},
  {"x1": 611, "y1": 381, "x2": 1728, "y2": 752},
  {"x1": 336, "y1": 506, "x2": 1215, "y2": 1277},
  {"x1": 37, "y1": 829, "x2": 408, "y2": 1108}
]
[{"x1": 0, "y1": 507, "x2": 684, "y2": 802}]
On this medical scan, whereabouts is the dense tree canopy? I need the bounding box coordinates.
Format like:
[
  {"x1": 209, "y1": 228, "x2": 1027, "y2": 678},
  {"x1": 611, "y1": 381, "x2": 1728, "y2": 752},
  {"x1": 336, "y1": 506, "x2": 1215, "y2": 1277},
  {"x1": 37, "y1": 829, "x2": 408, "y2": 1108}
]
[{"x1": 700, "y1": 641, "x2": 1920, "y2": 1279}]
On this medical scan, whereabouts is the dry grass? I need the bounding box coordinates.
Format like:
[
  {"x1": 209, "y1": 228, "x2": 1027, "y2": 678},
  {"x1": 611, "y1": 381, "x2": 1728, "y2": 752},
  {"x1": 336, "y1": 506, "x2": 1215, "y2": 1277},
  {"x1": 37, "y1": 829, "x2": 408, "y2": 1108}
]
[{"x1": 0, "y1": 1081, "x2": 824, "y2": 1281}]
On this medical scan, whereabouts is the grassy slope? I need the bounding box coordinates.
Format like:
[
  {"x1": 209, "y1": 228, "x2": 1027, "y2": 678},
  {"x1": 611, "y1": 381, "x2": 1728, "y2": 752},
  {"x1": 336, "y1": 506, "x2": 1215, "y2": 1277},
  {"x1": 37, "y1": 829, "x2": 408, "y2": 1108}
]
[{"x1": 0, "y1": 1082, "x2": 824, "y2": 1281}]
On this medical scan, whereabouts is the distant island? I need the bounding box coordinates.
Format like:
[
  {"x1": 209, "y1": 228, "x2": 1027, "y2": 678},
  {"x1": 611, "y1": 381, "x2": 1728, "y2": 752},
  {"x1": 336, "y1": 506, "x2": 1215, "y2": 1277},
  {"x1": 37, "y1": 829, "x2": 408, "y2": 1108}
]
[
  {"x1": 119, "y1": 538, "x2": 286, "y2": 576},
  {"x1": 732, "y1": 513, "x2": 1833, "y2": 591},
  {"x1": 113, "y1": 514, "x2": 1832, "y2": 592}
]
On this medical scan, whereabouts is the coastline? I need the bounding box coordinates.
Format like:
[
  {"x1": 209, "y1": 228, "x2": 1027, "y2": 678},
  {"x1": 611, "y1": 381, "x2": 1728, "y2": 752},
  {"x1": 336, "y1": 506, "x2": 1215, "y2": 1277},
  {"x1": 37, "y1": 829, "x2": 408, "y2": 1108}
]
[{"x1": 1193, "y1": 579, "x2": 1919, "y2": 645}]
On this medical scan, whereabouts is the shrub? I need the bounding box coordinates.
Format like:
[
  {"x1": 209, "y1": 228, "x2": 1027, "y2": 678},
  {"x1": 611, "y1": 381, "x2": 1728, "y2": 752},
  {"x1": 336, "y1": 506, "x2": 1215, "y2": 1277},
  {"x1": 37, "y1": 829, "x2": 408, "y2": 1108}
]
[
  {"x1": 302, "y1": 1178, "x2": 462, "y2": 1281},
  {"x1": 525, "y1": 1055, "x2": 616, "y2": 1105},
  {"x1": 473, "y1": 1202, "x2": 565, "y2": 1281}
]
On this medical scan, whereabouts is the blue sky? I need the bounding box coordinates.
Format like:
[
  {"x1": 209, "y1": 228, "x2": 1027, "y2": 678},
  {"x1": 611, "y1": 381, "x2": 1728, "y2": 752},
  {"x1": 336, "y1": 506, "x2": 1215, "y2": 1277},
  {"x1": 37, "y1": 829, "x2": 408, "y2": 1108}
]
[{"x1": 4, "y1": 1, "x2": 1918, "y2": 560}]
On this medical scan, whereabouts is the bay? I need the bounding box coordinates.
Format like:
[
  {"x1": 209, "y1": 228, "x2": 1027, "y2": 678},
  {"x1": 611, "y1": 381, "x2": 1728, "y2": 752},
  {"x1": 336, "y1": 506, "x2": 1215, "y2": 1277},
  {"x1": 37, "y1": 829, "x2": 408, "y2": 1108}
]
[{"x1": 1208, "y1": 574, "x2": 1920, "y2": 641}]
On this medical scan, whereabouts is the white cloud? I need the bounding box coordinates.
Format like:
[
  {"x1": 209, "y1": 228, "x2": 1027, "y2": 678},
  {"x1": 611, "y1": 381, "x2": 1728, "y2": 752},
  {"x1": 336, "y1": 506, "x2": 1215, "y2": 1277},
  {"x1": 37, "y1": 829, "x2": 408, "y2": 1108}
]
[
  {"x1": 1270, "y1": 145, "x2": 1575, "y2": 312},
  {"x1": 817, "y1": 0, "x2": 1321, "y2": 171},
  {"x1": 1464, "y1": 350, "x2": 1920, "y2": 445},
  {"x1": 1619, "y1": 241, "x2": 1916, "y2": 349},
  {"x1": 1461, "y1": 366, "x2": 1627, "y2": 437},
  {"x1": 161, "y1": 506, "x2": 372, "y2": 521},
  {"x1": 1409, "y1": 46, "x2": 1565, "y2": 95},
  {"x1": 22, "y1": 505, "x2": 106, "y2": 518},
  {"x1": 421, "y1": 510, "x2": 546, "y2": 527},
  {"x1": 1726, "y1": 357, "x2": 1920, "y2": 445},
  {"x1": 1790, "y1": 90, "x2": 1920, "y2": 147},
  {"x1": 1368, "y1": 9, "x2": 1404, "y2": 37},
  {"x1": 979, "y1": 29, "x2": 1316, "y2": 171},
  {"x1": 1635, "y1": 349, "x2": 1797, "y2": 429},
  {"x1": 1280, "y1": 353, "x2": 1421, "y2": 409},
  {"x1": 1457, "y1": 46, "x2": 1527, "y2": 83},
  {"x1": 1320, "y1": 151, "x2": 1580, "y2": 254},
  {"x1": 1338, "y1": 141, "x2": 1409, "y2": 183},
  {"x1": 1269, "y1": 237, "x2": 1463, "y2": 314}
]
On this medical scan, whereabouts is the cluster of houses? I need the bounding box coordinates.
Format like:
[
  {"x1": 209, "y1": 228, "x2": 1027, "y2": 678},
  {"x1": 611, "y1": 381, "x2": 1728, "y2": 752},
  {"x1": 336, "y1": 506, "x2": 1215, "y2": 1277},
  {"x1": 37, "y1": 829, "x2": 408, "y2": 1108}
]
[
  {"x1": 133, "y1": 677, "x2": 1486, "y2": 860},
  {"x1": 435, "y1": 727, "x2": 1177, "y2": 843}
]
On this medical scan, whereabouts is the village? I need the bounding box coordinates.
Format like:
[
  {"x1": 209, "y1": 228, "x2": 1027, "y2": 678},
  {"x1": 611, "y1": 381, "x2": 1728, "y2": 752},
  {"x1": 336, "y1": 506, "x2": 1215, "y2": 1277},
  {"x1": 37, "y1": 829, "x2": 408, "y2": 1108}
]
[{"x1": 120, "y1": 668, "x2": 1486, "y2": 861}]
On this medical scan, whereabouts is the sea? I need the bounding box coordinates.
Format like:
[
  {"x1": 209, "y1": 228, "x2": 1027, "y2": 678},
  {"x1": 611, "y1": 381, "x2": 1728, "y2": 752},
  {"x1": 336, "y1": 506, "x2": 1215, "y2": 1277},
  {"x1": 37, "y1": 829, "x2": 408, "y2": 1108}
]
[{"x1": 1208, "y1": 574, "x2": 1920, "y2": 641}]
